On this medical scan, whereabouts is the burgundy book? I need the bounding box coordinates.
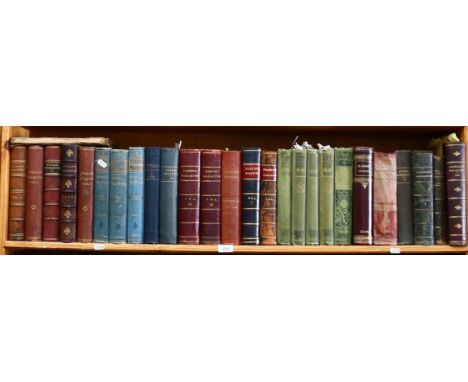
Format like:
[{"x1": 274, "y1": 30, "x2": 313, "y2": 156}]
[
  {"x1": 42, "y1": 146, "x2": 61, "y2": 241},
  {"x1": 260, "y1": 150, "x2": 277, "y2": 244},
  {"x1": 444, "y1": 142, "x2": 467, "y2": 246},
  {"x1": 77, "y1": 147, "x2": 95, "y2": 242},
  {"x1": 178, "y1": 149, "x2": 201, "y2": 244},
  {"x1": 352, "y1": 147, "x2": 374, "y2": 245},
  {"x1": 24, "y1": 145, "x2": 44, "y2": 241},
  {"x1": 59, "y1": 144, "x2": 79, "y2": 242},
  {"x1": 373, "y1": 152, "x2": 397, "y2": 244},
  {"x1": 200, "y1": 149, "x2": 222, "y2": 244},
  {"x1": 221, "y1": 150, "x2": 242, "y2": 245},
  {"x1": 8, "y1": 146, "x2": 27, "y2": 240}
]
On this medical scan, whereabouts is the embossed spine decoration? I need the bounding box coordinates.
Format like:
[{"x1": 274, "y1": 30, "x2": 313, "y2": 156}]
[
  {"x1": 305, "y1": 148, "x2": 319, "y2": 245},
  {"x1": 319, "y1": 147, "x2": 334, "y2": 245},
  {"x1": 159, "y1": 148, "x2": 179, "y2": 244},
  {"x1": 59, "y1": 144, "x2": 78, "y2": 242},
  {"x1": 25, "y1": 145, "x2": 44, "y2": 241},
  {"x1": 291, "y1": 149, "x2": 306, "y2": 245},
  {"x1": 8, "y1": 146, "x2": 27, "y2": 240},
  {"x1": 260, "y1": 150, "x2": 277, "y2": 245},
  {"x1": 396, "y1": 150, "x2": 413, "y2": 244},
  {"x1": 77, "y1": 146, "x2": 95, "y2": 242},
  {"x1": 43, "y1": 146, "x2": 61, "y2": 241},
  {"x1": 241, "y1": 148, "x2": 261, "y2": 245},
  {"x1": 109, "y1": 149, "x2": 129, "y2": 243},
  {"x1": 127, "y1": 147, "x2": 145, "y2": 244},
  {"x1": 144, "y1": 148, "x2": 161, "y2": 244},
  {"x1": 334, "y1": 148, "x2": 353, "y2": 245},
  {"x1": 277, "y1": 149, "x2": 291, "y2": 245}
]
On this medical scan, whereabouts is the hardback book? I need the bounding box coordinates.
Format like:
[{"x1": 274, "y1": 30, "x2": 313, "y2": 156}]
[
  {"x1": 144, "y1": 147, "x2": 161, "y2": 244},
  {"x1": 260, "y1": 150, "x2": 277, "y2": 245},
  {"x1": 200, "y1": 149, "x2": 222, "y2": 244},
  {"x1": 373, "y1": 152, "x2": 397, "y2": 245},
  {"x1": 291, "y1": 149, "x2": 307, "y2": 245},
  {"x1": 93, "y1": 148, "x2": 111, "y2": 243},
  {"x1": 77, "y1": 147, "x2": 95, "y2": 243},
  {"x1": 352, "y1": 147, "x2": 373, "y2": 245},
  {"x1": 159, "y1": 148, "x2": 179, "y2": 244},
  {"x1": 43, "y1": 146, "x2": 61, "y2": 241},
  {"x1": 8, "y1": 146, "x2": 27, "y2": 240},
  {"x1": 178, "y1": 149, "x2": 201, "y2": 244},
  {"x1": 334, "y1": 148, "x2": 353, "y2": 245},
  {"x1": 277, "y1": 149, "x2": 291, "y2": 244},
  {"x1": 109, "y1": 149, "x2": 129, "y2": 243},
  {"x1": 127, "y1": 147, "x2": 145, "y2": 244},
  {"x1": 241, "y1": 148, "x2": 261, "y2": 245},
  {"x1": 59, "y1": 144, "x2": 78, "y2": 242},
  {"x1": 433, "y1": 154, "x2": 447, "y2": 244},
  {"x1": 412, "y1": 151, "x2": 434, "y2": 245},
  {"x1": 444, "y1": 142, "x2": 466, "y2": 246},
  {"x1": 319, "y1": 146, "x2": 334, "y2": 245},
  {"x1": 305, "y1": 148, "x2": 319, "y2": 245},
  {"x1": 221, "y1": 150, "x2": 241, "y2": 245},
  {"x1": 396, "y1": 150, "x2": 413, "y2": 244},
  {"x1": 9, "y1": 137, "x2": 111, "y2": 147},
  {"x1": 25, "y1": 145, "x2": 44, "y2": 241}
]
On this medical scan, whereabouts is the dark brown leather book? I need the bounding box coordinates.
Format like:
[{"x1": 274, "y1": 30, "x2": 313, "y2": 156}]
[
  {"x1": 444, "y1": 142, "x2": 466, "y2": 246},
  {"x1": 8, "y1": 146, "x2": 27, "y2": 240},
  {"x1": 433, "y1": 154, "x2": 447, "y2": 244},
  {"x1": 260, "y1": 150, "x2": 277, "y2": 245},
  {"x1": 221, "y1": 150, "x2": 241, "y2": 245},
  {"x1": 60, "y1": 144, "x2": 79, "y2": 242},
  {"x1": 178, "y1": 149, "x2": 201, "y2": 244},
  {"x1": 200, "y1": 150, "x2": 222, "y2": 244},
  {"x1": 24, "y1": 145, "x2": 44, "y2": 241},
  {"x1": 352, "y1": 147, "x2": 373, "y2": 245},
  {"x1": 77, "y1": 147, "x2": 95, "y2": 242},
  {"x1": 42, "y1": 146, "x2": 61, "y2": 241}
]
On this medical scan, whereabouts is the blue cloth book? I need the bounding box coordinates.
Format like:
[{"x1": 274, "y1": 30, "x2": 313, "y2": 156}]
[
  {"x1": 159, "y1": 148, "x2": 179, "y2": 244},
  {"x1": 93, "y1": 148, "x2": 111, "y2": 242},
  {"x1": 109, "y1": 149, "x2": 128, "y2": 243},
  {"x1": 127, "y1": 147, "x2": 145, "y2": 244},
  {"x1": 144, "y1": 147, "x2": 161, "y2": 243}
]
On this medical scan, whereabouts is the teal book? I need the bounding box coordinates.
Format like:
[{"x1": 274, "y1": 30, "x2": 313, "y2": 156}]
[
  {"x1": 109, "y1": 149, "x2": 129, "y2": 243},
  {"x1": 127, "y1": 147, "x2": 145, "y2": 244},
  {"x1": 319, "y1": 147, "x2": 334, "y2": 245},
  {"x1": 159, "y1": 148, "x2": 179, "y2": 244},
  {"x1": 334, "y1": 148, "x2": 353, "y2": 244},
  {"x1": 305, "y1": 148, "x2": 319, "y2": 245},
  {"x1": 93, "y1": 148, "x2": 111, "y2": 243},
  {"x1": 291, "y1": 149, "x2": 306, "y2": 245},
  {"x1": 277, "y1": 149, "x2": 291, "y2": 244}
]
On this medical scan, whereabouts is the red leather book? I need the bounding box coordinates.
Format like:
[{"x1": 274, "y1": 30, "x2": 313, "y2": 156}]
[
  {"x1": 373, "y1": 152, "x2": 397, "y2": 244},
  {"x1": 200, "y1": 150, "x2": 222, "y2": 244},
  {"x1": 178, "y1": 149, "x2": 201, "y2": 244},
  {"x1": 77, "y1": 147, "x2": 95, "y2": 242},
  {"x1": 8, "y1": 146, "x2": 27, "y2": 240},
  {"x1": 24, "y1": 145, "x2": 44, "y2": 241},
  {"x1": 260, "y1": 150, "x2": 277, "y2": 245},
  {"x1": 221, "y1": 150, "x2": 241, "y2": 244},
  {"x1": 42, "y1": 146, "x2": 61, "y2": 241}
]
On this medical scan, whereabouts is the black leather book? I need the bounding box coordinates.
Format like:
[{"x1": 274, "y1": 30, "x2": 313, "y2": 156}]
[{"x1": 396, "y1": 150, "x2": 413, "y2": 244}]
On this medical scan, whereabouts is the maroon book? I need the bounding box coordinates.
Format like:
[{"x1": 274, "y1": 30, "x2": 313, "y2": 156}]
[
  {"x1": 352, "y1": 147, "x2": 374, "y2": 245},
  {"x1": 200, "y1": 150, "x2": 222, "y2": 244},
  {"x1": 178, "y1": 149, "x2": 201, "y2": 244},
  {"x1": 221, "y1": 150, "x2": 242, "y2": 245},
  {"x1": 373, "y1": 152, "x2": 397, "y2": 244},
  {"x1": 25, "y1": 145, "x2": 44, "y2": 241},
  {"x1": 77, "y1": 147, "x2": 95, "y2": 242},
  {"x1": 43, "y1": 146, "x2": 61, "y2": 241},
  {"x1": 8, "y1": 146, "x2": 27, "y2": 241}
]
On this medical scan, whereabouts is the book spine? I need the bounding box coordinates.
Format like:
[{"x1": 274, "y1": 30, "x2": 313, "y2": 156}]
[
  {"x1": 241, "y1": 148, "x2": 261, "y2": 245},
  {"x1": 433, "y1": 154, "x2": 447, "y2": 244},
  {"x1": 277, "y1": 149, "x2": 291, "y2": 244},
  {"x1": 59, "y1": 144, "x2": 78, "y2": 242},
  {"x1": 127, "y1": 147, "x2": 145, "y2": 244},
  {"x1": 373, "y1": 152, "x2": 397, "y2": 245},
  {"x1": 109, "y1": 149, "x2": 128, "y2": 243},
  {"x1": 8, "y1": 146, "x2": 27, "y2": 240},
  {"x1": 42, "y1": 146, "x2": 61, "y2": 241},
  {"x1": 200, "y1": 150, "x2": 222, "y2": 244},
  {"x1": 412, "y1": 151, "x2": 434, "y2": 245},
  {"x1": 305, "y1": 149, "x2": 319, "y2": 245},
  {"x1": 396, "y1": 150, "x2": 413, "y2": 244},
  {"x1": 291, "y1": 149, "x2": 306, "y2": 245},
  {"x1": 334, "y1": 148, "x2": 353, "y2": 245},
  {"x1": 159, "y1": 148, "x2": 179, "y2": 244},
  {"x1": 444, "y1": 142, "x2": 466, "y2": 246},
  {"x1": 25, "y1": 146, "x2": 44, "y2": 241},
  {"x1": 319, "y1": 148, "x2": 334, "y2": 244},
  {"x1": 93, "y1": 148, "x2": 111, "y2": 243},
  {"x1": 144, "y1": 148, "x2": 161, "y2": 244},
  {"x1": 178, "y1": 149, "x2": 201, "y2": 244},
  {"x1": 260, "y1": 150, "x2": 277, "y2": 245},
  {"x1": 76, "y1": 147, "x2": 95, "y2": 242},
  {"x1": 221, "y1": 150, "x2": 241, "y2": 245}
]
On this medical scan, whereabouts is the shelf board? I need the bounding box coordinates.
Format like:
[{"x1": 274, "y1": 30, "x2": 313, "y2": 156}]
[{"x1": 3, "y1": 241, "x2": 467, "y2": 254}]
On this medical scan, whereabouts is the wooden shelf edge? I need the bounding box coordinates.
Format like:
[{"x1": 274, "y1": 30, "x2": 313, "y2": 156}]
[{"x1": 3, "y1": 241, "x2": 467, "y2": 254}]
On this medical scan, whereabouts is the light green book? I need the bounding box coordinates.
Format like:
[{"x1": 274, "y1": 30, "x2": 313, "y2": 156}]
[
  {"x1": 334, "y1": 148, "x2": 353, "y2": 244},
  {"x1": 277, "y1": 149, "x2": 291, "y2": 244},
  {"x1": 291, "y1": 149, "x2": 307, "y2": 245},
  {"x1": 305, "y1": 149, "x2": 319, "y2": 245},
  {"x1": 319, "y1": 147, "x2": 334, "y2": 244}
]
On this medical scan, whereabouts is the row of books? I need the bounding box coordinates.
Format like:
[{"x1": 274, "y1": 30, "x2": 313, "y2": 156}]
[{"x1": 7, "y1": 141, "x2": 467, "y2": 246}]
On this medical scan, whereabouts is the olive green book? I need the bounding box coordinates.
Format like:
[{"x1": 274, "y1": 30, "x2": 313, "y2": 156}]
[
  {"x1": 334, "y1": 148, "x2": 353, "y2": 244},
  {"x1": 319, "y1": 147, "x2": 334, "y2": 244},
  {"x1": 277, "y1": 149, "x2": 291, "y2": 244},
  {"x1": 305, "y1": 149, "x2": 319, "y2": 245},
  {"x1": 291, "y1": 149, "x2": 307, "y2": 245}
]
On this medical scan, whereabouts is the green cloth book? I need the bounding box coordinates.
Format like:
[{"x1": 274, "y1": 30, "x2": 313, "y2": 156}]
[
  {"x1": 277, "y1": 149, "x2": 291, "y2": 244},
  {"x1": 319, "y1": 146, "x2": 334, "y2": 244},
  {"x1": 291, "y1": 149, "x2": 307, "y2": 245},
  {"x1": 334, "y1": 148, "x2": 353, "y2": 244},
  {"x1": 305, "y1": 149, "x2": 319, "y2": 245}
]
